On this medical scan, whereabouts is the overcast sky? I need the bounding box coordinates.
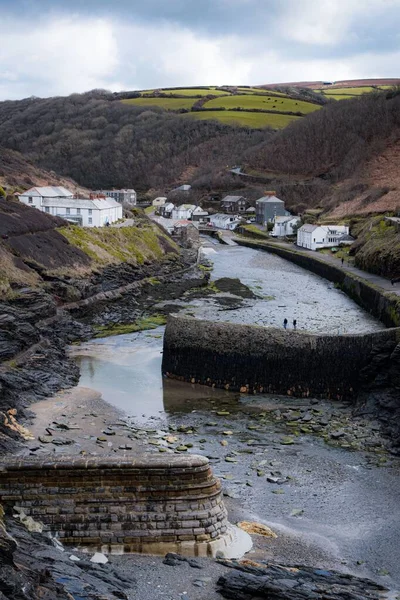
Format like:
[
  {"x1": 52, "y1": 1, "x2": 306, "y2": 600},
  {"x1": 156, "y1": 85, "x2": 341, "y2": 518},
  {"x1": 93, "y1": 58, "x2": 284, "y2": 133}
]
[{"x1": 1, "y1": 0, "x2": 400, "y2": 100}]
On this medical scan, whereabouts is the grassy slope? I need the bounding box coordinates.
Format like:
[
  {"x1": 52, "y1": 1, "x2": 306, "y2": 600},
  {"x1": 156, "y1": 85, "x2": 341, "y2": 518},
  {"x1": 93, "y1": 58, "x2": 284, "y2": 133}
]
[
  {"x1": 58, "y1": 221, "x2": 178, "y2": 267},
  {"x1": 142, "y1": 88, "x2": 228, "y2": 96},
  {"x1": 351, "y1": 216, "x2": 400, "y2": 278},
  {"x1": 182, "y1": 110, "x2": 299, "y2": 128},
  {"x1": 122, "y1": 97, "x2": 196, "y2": 110},
  {"x1": 205, "y1": 94, "x2": 320, "y2": 114},
  {"x1": 120, "y1": 86, "x2": 318, "y2": 129}
]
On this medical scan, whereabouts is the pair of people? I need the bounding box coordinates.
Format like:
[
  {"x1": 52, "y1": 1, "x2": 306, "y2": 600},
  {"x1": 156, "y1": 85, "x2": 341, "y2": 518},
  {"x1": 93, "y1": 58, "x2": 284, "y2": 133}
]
[{"x1": 283, "y1": 319, "x2": 296, "y2": 330}]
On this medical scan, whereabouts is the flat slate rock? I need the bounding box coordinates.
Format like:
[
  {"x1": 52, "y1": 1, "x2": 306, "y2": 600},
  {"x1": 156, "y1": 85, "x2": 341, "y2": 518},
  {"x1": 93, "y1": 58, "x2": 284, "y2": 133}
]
[{"x1": 216, "y1": 560, "x2": 389, "y2": 600}]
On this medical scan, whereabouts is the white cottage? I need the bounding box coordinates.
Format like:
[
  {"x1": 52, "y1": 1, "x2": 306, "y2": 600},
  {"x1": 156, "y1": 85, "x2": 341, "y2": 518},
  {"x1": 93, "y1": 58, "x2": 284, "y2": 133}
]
[
  {"x1": 18, "y1": 186, "x2": 73, "y2": 209},
  {"x1": 152, "y1": 197, "x2": 167, "y2": 207},
  {"x1": 297, "y1": 224, "x2": 353, "y2": 251},
  {"x1": 209, "y1": 213, "x2": 241, "y2": 230},
  {"x1": 271, "y1": 216, "x2": 301, "y2": 237},
  {"x1": 172, "y1": 204, "x2": 196, "y2": 220},
  {"x1": 18, "y1": 186, "x2": 122, "y2": 227}
]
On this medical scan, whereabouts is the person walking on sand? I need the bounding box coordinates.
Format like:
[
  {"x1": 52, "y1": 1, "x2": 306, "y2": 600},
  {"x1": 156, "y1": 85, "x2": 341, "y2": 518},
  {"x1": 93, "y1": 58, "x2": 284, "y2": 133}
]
[
  {"x1": 283, "y1": 318, "x2": 288, "y2": 330},
  {"x1": 293, "y1": 319, "x2": 297, "y2": 330}
]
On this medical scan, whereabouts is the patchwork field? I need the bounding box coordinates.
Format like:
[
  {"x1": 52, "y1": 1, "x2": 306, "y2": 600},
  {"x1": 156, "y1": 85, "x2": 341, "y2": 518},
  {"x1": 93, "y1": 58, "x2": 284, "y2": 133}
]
[
  {"x1": 120, "y1": 85, "x2": 321, "y2": 129},
  {"x1": 182, "y1": 110, "x2": 300, "y2": 128},
  {"x1": 317, "y1": 85, "x2": 394, "y2": 100},
  {"x1": 122, "y1": 97, "x2": 196, "y2": 110},
  {"x1": 205, "y1": 94, "x2": 320, "y2": 114},
  {"x1": 141, "y1": 87, "x2": 228, "y2": 96}
]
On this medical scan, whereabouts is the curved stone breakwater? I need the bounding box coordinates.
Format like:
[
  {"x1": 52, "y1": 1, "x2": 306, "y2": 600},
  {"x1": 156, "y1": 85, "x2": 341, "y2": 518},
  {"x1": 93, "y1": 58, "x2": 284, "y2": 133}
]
[
  {"x1": 162, "y1": 315, "x2": 400, "y2": 400},
  {"x1": 0, "y1": 455, "x2": 250, "y2": 557}
]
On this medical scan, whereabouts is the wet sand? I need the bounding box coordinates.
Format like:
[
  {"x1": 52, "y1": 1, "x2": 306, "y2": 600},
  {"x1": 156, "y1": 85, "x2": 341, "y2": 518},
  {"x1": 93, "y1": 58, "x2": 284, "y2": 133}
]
[{"x1": 26, "y1": 382, "x2": 400, "y2": 597}]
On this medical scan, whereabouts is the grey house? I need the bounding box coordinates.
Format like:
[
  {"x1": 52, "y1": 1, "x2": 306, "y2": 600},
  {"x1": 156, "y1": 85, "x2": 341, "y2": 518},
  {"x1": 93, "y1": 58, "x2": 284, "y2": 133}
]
[
  {"x1": 221, "y1": 195, "x2": 247, "y2": 213},
  {"x1": 256, "y1": 195, "x2": 286, "y2": 225}
]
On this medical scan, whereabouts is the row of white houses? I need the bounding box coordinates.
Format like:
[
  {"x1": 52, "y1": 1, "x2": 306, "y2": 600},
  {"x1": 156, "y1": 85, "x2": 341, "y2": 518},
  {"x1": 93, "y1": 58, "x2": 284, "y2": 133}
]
[{"x1": 18, "y1": 187, "x2": 123, "y2": 227}]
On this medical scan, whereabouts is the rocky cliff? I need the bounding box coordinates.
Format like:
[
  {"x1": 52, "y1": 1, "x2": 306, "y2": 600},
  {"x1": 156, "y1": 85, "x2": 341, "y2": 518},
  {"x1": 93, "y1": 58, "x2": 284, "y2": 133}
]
[{"x1": 0, "y1": 198, "x2": 204, "y2": 452}]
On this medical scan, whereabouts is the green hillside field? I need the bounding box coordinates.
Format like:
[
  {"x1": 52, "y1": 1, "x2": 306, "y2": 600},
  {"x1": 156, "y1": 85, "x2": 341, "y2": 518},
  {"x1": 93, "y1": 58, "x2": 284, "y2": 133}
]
[
  {"x1": 205, "y1": 94, "x2": 320, "y2": 114},
  {"x1": 119, "y1": 85, "x2": 320, "y2": 129},
  {"x1": 122, "y1": 97, "x2": 197, "y2": 110},
  {"x1": 141, "y1": 87, "x2": 228, "y2": 96},
  {"x1": 182, "y1": 110, "x2": 300, "y2": 128}
]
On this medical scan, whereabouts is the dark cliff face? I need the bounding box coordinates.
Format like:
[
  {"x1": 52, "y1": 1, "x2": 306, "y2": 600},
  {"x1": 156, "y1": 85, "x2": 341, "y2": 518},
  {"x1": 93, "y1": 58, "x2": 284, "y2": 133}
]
[{"x1": 358, "y1": 339, "x2": 400, "y2": 447}]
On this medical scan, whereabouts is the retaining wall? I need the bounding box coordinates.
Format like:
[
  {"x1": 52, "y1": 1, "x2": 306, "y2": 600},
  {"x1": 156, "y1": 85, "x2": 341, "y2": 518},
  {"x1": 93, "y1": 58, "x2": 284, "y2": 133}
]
[
  {"x1": 236, "y1": 239, "x2": 400, "y2": 327},
  {"x1": 0, "y1": 455, "x2": 235, "y2": 557},
  {"x1": 162, "y1": 316, "x2": 400, "y2": 399}
]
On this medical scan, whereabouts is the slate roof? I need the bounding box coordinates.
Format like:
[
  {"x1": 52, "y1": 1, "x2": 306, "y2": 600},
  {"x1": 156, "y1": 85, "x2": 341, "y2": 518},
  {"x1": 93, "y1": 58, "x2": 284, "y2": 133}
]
[
  {"x1": 42, "y1": 197, "x2": 121, "y2": 210},
  {"x1": 256, "y1": 196, "x2": 284, "y2": 203},
  {"x1": 299, "y1": 224, "x2": 319, "y2": 232},
  {"x1": 21, "y1": 186, "x2": 73, "y2": 198},
  {"x1": 221, "y1": 195, "x2": 245, "y2": 203}
]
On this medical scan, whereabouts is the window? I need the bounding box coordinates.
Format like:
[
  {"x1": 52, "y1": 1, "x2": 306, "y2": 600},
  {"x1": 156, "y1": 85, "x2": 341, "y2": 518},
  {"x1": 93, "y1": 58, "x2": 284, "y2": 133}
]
[
  {"x1": 45, "y1": 207, "x2": 50, "y2": 213},
  {"x1": 66, "y1": 208, "x2": 70, "y2": 214},
  {"x1": 88, "y1": 218, "x2": 92, "y2": 224},
  {"x1": 28, "y1": 197, "x2": 33, "y2": 204},
  {"x1": 77, "y1": 208, "x2": 81, "y2": 215},
  {"x1": 88, "y1": 209, "x2": 92, "y2": 215}
]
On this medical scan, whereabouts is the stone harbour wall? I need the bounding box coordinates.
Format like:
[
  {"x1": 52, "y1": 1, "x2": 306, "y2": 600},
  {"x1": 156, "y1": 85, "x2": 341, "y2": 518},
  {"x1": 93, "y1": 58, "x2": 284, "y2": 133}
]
[
  {"x1": 162, "y1": 315, "x2": 400, "y2": 399},
  {"x1": 0, "y1": 455, "x2": 231, "y2": 557}
]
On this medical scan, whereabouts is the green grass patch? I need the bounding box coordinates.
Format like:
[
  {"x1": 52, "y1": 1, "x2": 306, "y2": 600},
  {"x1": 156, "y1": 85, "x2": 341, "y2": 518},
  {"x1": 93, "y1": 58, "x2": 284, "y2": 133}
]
[
  {"x1": 322, "y1": 86, "x2": 378, "y2": 96},
  {"x1": 142, "y1": 87, "x2": 228, "y2": 97},
  {"x1": 204, "y1": 94, "x2": 320, "y2": 114},
  {"x1": 144, "y1": 205, "x2": 154, "y2": 214},
  {"x1": 235, "y1": 87, "x2": 288, "y2": 97},
  {"x1": 322, "y1": 94, "x2": 358, "y2": 101},
  {"x1": 58, "y1": 223, "x2": 178, "y2": 266},
  {"x1": 182, "y1": 110, "x2": 300, "y2": 129},
  {"x1": 94, "y1": 314, "x2": 167, "y2": 338},
  {"x1": 122, "y1": 97, "x2": 196, "y2": 110}
]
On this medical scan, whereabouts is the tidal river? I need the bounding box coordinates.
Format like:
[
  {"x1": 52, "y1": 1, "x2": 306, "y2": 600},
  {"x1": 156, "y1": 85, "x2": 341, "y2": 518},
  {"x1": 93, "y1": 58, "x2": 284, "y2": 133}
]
[
  {"x1": 72, "y1": 243, "x2": 382, "y2": 420},
  {"x1": 67, "y1": 243, "x2": 400, "y2": 590}
]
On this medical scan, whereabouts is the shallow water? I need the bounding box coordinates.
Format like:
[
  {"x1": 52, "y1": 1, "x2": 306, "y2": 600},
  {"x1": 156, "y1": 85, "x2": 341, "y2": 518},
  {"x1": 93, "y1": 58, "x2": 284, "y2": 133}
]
[
  {"x1": 73, "y1": 243, "x2": 383, "y2": 419},
  {"x1": 195, "y1": 243, "x2": 382, "y2": 334}
]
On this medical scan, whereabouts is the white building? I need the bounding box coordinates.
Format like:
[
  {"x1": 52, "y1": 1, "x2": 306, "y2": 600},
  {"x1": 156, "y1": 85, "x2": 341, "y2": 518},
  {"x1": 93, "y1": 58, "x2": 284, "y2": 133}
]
[
  {"x1": 172, "y1": 204, "x2": 196, "y2": 220},
  {"x1": 209, "y1": 213, "x2": 241, "y2": 230},
  {"x1": 271, "y1": 216, "x2": 301, "y2": 237},
  {"x1": 152, "y1": 197, "x2": 167, "y2": 207},
  {"x1": 18, "y1": 186, "x2": 122, "y2": 227},
  {"x1": 18, "y1": 186, "x2": 73, "y2": 209},
  {"x1": 98, "y1": 189, "x2": 137, "y2": 206},
  {"x1": 297, "y1": 224, "x2": 354, "y2": 251}
]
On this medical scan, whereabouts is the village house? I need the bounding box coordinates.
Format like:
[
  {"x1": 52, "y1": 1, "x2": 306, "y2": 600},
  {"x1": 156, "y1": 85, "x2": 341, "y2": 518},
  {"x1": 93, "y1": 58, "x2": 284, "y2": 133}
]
[
  {"x1": 159, "y1": 202, "x2": 175, "y2": 218},
  {"x1": 97, "y1": 189, "x2": 137, "y2": 206},
  {"x1": 191, "y1": 206, "x2": 209, "y2": 223},
  {"x1": 297, "y1": 224, "x2": 354, "y2": 251},
  {"x1": 209, "y1": 213, "x2": 242, "y2": 230},
  {"x1": 168, "y1": 184, "x2": 192, "y2": 200},
  {"x1": 171, "y1": 184, "x2": 191, "y2": 193},
  {"x1": 172, "y1": 204, "x2": 196, "y2": 220},
  {"x1": 18, "y1": 186, "x2": 73, "y2": 208},
  {"x1": 221, "y1": 195, "x2": 247, "y2": 213},
  {"x1": 152, "y1": 197, "x2": 167, "y2": 208},
  {"x1": 18, "y1": 186, "x2": 122, "y2": 227},
  {"x1": 271, "y1": 215, "x2": 301, "y2": 237},
  {"x1": 255, "y1": 193, "x2": 287, "y2": 225}
]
